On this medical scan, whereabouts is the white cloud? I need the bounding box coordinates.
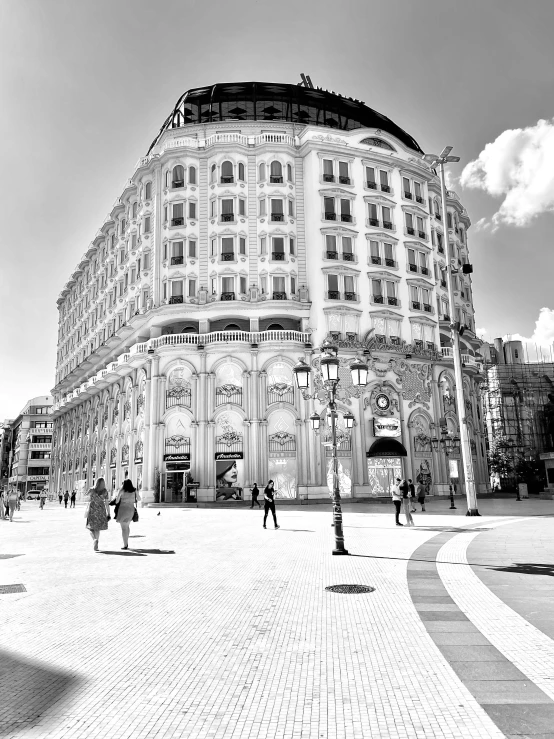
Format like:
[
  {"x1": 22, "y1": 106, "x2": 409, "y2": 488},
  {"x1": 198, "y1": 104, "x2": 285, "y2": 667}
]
[
  {"x1": 502, "y1": 307, "x2": 554, "y2": 360},
  {"x1": 461, "y1": 118, "x2": 554, "y2": 227},
  {"x1": 476, "y1": 327, "x2": 488, "y2": 339}
]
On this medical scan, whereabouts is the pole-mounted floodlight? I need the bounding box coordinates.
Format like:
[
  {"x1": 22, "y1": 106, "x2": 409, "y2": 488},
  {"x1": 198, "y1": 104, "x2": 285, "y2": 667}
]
[{"x1": 293, "y1": 359, "x2": 312, "y2": 389}]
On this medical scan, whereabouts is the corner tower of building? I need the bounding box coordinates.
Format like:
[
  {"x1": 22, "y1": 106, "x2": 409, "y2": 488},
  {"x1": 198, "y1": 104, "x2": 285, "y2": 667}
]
[{"x1": 51, "y1": 81, "x2": 487, "y2": 503}]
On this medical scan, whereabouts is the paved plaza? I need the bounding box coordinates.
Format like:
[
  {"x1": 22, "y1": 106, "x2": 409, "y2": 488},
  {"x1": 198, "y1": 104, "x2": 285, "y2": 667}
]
[{"x1": 1, "y1": 498, "x2": 553, "y2": 739}]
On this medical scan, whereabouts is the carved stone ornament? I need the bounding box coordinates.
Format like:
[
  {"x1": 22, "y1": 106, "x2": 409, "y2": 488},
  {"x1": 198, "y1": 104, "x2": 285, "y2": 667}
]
[
  {"x1": 121, "y1": 444, "x2": 129, "y2": 462},
  {"x1": 217, "y1": 384, "x2": 242, "y2": 397},
  {"x1": 134, "y1": 440, "x2": 143, "y2": 458},
  {"x1": 110, "y1": 448, "x2": 117, "y2": 464},
  {"x1": 268, "y1": 431, "x2": 295, "y2": 446},
  {"x1": 123, "y1": 400, "x2": 132, "y2": 419},
  {"x1": 364, "y1": 383, "x2": 399, "y2": 416},
  {"x1": 216, "y1": 430, "x2": 243, "y2": 447},
  {"x1": 100, "y1": 450, "x2": 106, "y2": 465},
  {"x1": 267, "y1": 382, "x2": 293, "y2": 396},
  {"x1": 390, "y1": 359, "x2": 432, "y2": 409},
  {"x1": 137, "y1": 394, "x2": 145, "y2": 413},
  {"x1": 167, "y1": 386, "x2": 191, "y2": 399},
  {"x1": 413, "y1": 433, "x2": 432, "y2": 454},
  {"x1": 166, "y1": 434, "x2": 189, "y2": 447}
]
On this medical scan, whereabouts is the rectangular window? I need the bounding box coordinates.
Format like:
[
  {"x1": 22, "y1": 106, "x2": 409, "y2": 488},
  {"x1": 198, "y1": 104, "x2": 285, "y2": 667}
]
[
  {"x1": 380, "y1": 170, "x2": 389, "y2": 188},
  {"x1": 210, "y1": 200, "x2": 216, "y2": 218},
  {"x1": 163, "y1": 282, "x2": 167, "y2": 300},
  {"x1": 222, "y1": 276, "x2": 234, "y2": 293},
  {"x1": 368, "y1": 203, "x2": 378, "y2": 222},
  {"x1": 260, "y1": 237, "x2": 267, "y2": 255},
  {"x1": 164, "y1": 244, "x2": 168, "y2": 261},
  {"x1": 171, "y1": 281, "x2": 183, "y2": 297},
  {"x1": 338, "y1": 161, "x2": 350, "y2": 183},
  {"x1": 344, "y1": 275, "x2": 354, "y2": 295},
  {"x1": 172, "y1": 203, "x2": 184, "y2": 218},
  {"x1": 143, "y1": 253, "x2": 149, "y2": 270},
  {"x1": 419, "y1": 251, "x2": 428, "y2": 271},
  {"x1": 370, "y1": 240, "x2": 380, "y2": 263},
  {"x1": 366, "y1": 166, "x2": 376, "y2": 186},
  {"x1": 124, "y1": 274, "x2": 128, "y2": 290},
  {"x1": 382, "y1": 206, "x2": 391, "y2": 225},
  {"x1": 414, "y1": 181, "x2": 422, "y2": 199},
  {"x1": 173, "y1": 241, "x2": 184, "y2": 257},
  {"x1": 326, "y1": 234, "x2": 337, "y2": 254},
  {"x1": 323, "y1": 159, "x2": 334, "y2": 180},
  {"x1": 239, "y1": 199, "x2": 246, "y2": 216},
  {"x1": 240, "y1": 276, "x2": 247, "y2": 294},
  {"x1": 324, "y1": 196, "x2": 335, "y2": 218},
  {"x1": 189, "y1": 202, "x2": 196, "y2": 219},
  {"x1": 271, "y1": 198, "x2": 283, "y2": 215},
  {"x1": 384, "y1": 242, "x2": 394, "y2": 262},
  {"x1": 144, "y1": 216, "x2": 151, "y2": 233},
  {"x1": 289, "y1": 237, "x2": 295, "y2": 255},
  {"x1": 188, "y1": 240, "x2": 196, "y2": 258},
  {"x1": 291, "y1": 276, "x2": 296, "y2": 294},
  {"x1": 273, "y1": 237, "x2": 285, "y2": 254},
  {"x1": 221, "y1": 199, "x2": 234, "y2": 217},
  {"x1": 188, "y1": 279, "x2": 196, "y2": 297},
  {"x1": 211, "y1": 238, "x2": 217, "y2": 256},
  {"x1": 340, "y1": 199, "x2": 351, "y2": 220},
  {"x1": 403, "y1": 177, "x2": 412, "y2": 196},
  {"x1": 328, "y1": 274, "x2": 339, "y2": 292},
  {"x1": 288, "y1": 200, "x2": 294, "y2": 217},
  {"x1": 239, "y1": 237, "x2": 246, "y2": 255},
  {"x1": 342, "y1": 236, "x2": 353, "y2": 257},
  {"x1": 372, "y1": 278, "x2": 382, "y2": 296},
  {"x1": 222, "y1": 237, "x2": 234, "y2": 254},
  {"x1": 406, "y1": 213, "x2": 414, "y2": 230},
  {"x1": 260, "y1": 275, "x2": 267, "y2": 294},
  {"x1": 259, "y1": 199, "x2": 266, "y2": 216},
  {"x1": 273, "y1": 276, "x2": 286, "y2": 294}
]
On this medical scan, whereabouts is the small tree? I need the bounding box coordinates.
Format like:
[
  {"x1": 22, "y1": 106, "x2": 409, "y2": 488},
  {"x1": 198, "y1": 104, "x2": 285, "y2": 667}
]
[
  {"x1": 154, "y1": 467, "x2": 161, "y2": 503},
  {"x1": 488, "y1": 435, "x2": 514, "y2": 481}
]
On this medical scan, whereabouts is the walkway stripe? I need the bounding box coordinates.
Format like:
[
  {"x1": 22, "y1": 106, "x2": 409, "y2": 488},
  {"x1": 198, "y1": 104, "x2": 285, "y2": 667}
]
[{"x1": 408, "y1": 524, "x2": 554, "y2": 738}]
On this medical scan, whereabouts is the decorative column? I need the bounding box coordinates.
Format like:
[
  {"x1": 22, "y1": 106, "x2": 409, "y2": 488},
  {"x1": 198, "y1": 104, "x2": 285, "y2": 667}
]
[
  {"x1": 359, "y1": 395, "x2": 369, "y2": 486},
  {"x1": 142, "y1": 361, "x2": 153, "y2": 503},
  {"x1": 250, "y1": 355, "x2": 262, "y2": 486},
  {"x1": 197, "y1": 351, "x2": 209, "y2": 495},
  {"x1": 259, "y1": 419, "x2": 269, "y2": 486}
]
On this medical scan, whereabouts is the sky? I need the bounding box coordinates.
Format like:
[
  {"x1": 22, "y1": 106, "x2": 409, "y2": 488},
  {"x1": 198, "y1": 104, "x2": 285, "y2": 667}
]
[{"x1": 1, "y1": 0, "x2": 554, "y2": 418}]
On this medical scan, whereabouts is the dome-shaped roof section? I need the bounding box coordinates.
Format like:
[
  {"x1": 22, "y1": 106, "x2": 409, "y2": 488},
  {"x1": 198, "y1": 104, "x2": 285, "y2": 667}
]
[{"x1": 147, "y1": 81, "x2": 422, "y2": 154}]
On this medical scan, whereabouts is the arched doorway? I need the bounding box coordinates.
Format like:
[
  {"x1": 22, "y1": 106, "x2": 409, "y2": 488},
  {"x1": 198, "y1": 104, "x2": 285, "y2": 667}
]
[{"x1": 366, "y1": 438, "x2": 408, "y2": 496}]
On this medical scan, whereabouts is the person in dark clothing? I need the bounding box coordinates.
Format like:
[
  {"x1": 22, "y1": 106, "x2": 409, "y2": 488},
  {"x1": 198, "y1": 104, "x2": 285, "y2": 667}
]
[
  {"x1": 63, "y1": 491, "x2": 69, "y2": 509},
  {"x1": 59, "y1": 493, "x2": 63, "y2": 505},
  {"x1": 400, "y1": 479, "x2": 414, "y2": 526},
  {"x1": 392, "y1": 478, "x2": 403, "y2": 525},
  {"x1": 250, "y1": 484, "x2": 261, "y2": 509},
  {"x1": 70, "y1": 490, "x2": 76, "y2": 508},
  {"x1": 263, "y1": 480, "x2": 279, "y2": 529},
  {"x1": 408, "y1": 478, "x2": 417, "y2": 512}
]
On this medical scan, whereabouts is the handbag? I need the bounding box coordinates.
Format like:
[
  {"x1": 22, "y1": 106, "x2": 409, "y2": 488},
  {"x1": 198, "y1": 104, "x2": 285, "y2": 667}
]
[{"x1": 132, "y1": 492, "x2": 139, "y2": 522}]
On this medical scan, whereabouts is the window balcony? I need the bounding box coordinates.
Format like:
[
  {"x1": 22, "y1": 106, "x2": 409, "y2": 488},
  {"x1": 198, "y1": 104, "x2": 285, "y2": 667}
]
[
  {"x1": 416, "y1": 196, "x2": 424, "y2": 204},
  {"x1": 404, "y1": 191, "x2": 413, "y2": 199},
  {"x1": 407, "y1": 227, "x2": 415, "y2": 236},
  {"x1": 461, "y1": 290, "x2": 466, "y2": 298},
  {"x1": 411, "y1": 300, "x2": 421, "y2": 310},
  {"x1": 435, "y1": 213, "x2": 442, "y2": 221},
  {"x1": 327, "y1": 290, "x2": 340, "y2": 300},
  {"x1": 367, "y1": 180, "x2": 377, "y2": 189},
  {"x1": 390, "y1": 335, "x2": 401, "y2": 345},
  {"x1": 327, "y1": 250, "x2": 339, "y2": 260},
  {"x1": 339, "y1": 176, "x2": 351, "y2": 185},
  {"x1": 169, "y1": 296, "x2": 184, "y2": 304},
  {"x1": 221, "y1": 252, "x2": 235, "y2": 261},
  {"x1": 272, "y1": 251, "x2": 285, "y2": 261},
  {"x1": 368, "y1": 218, "x2": 379, "y2": 227},
  {"x1": 426, "y1": 342, "x2": 436, "y2": 351},
  {"x1": 271, "y1": 213, "x2": 285, "y2": 222},
  {"x1": 383, "y1": 221, "x2": 393, "y2": 230},
  {"x1": 438, "y1": 245, "x2": 445, "y2": 254},
  {"x1": 171, "y1": 256, "x2": 184, "y2": 265},
  {"x1": 408, "y1": 263, "x2": 418, "y2": 272},
  {"x1": 221, "y1": 292, "x2": 235, "y2": 301},
  {"x1": 171, "y1": 217, "x2": 184, "y2": 226},
  {"x1": 423, "y1": 303, "x2": 432, "y2": 313},
  {"x1": 220, "y1": 213, "x2": 235, "y2": 222},
  {"x1": 441, "y1": 314, "x2": 451, "y2": 321},
  {"x1": 220, "y1": 176, "x2": 234, "y2": 184},
  {"x1": 172, "y1": 180, "x2": 184, "y2": 188},
  {"x1": 420, "y1": 266, "x2": 429, "y2": 276},
  {"x1": 385, "y1": 258, "x2": 397, "y2": 268},
  {"x1": 344, "y1": 292, "x2": 357, "y2": 301},
  {"x1": 373, "y1": 295, "x2": 384, "y2": 304},
  {"x1": 272, "y1": 291, "x2": 287, "y2": 300},
  {"x1": 270, "y1": 176, "x2": 283, "y2": 183},
  {"x1": 324, "y1": 212, "x2": 337, "y2": 220},
  {"x1": 440, "y1": 279, "x2": 447, "y2": 288},
  {"x1": 342, "y1": 252, "x2": 354, "y2": 262},
  {"x1": 340, "y1": 213, "x2": 352, "y2": 222},
  {"x1": 323, "y1": 174, "x2": 335, "y2": 183},
  {"x1": 371, "y1": 256, "x2": 382, "y2": 265},
  {"x1": 375, "y1": 334, "x2": 386, "y2": 344},
  {"x1": 381, "y1": 184, "x2": 391, "y2": 193},
  {"x1": 387, "y1": 296, "x2": 398, "y2": 306},
  {"x1": 418, "y1": 231, "x2": 427, "y2": 240}
]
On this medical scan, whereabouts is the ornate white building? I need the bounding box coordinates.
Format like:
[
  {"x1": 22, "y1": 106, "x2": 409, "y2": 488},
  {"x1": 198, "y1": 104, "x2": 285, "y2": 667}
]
[{"x1": 51, "y1": 81, "x2": 488, "y2": 503}]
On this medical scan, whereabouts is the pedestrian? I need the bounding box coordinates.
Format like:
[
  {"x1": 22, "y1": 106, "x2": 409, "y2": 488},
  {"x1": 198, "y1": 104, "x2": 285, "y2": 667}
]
[
  {"x1": 58, "y1": 492, "x2": 63, "y2": 505},
  {"x1": 114, "y1": 478, "x2": 140, "y2": 550},
  {"x1": 408, "y1": 478, "x2": 417, "y2": 512},
  {"x1": 400, "y1": 478, "x2": 414, "y2": 526},
  {"x1": 7, "y1": 488, "x2": 18, "y2": 522},
  {"x1": 70, "y1": 490, "x2": 76, "y2": 508},
  {"x1": 85, "y1": 478, "x2": 110, "y2": 552},
  {"x1": 262, "y1": 480, "x2": 279, "y2": 529},
  {"x1": 39, "y1": 489, "x2": 47, "y2": 509},
  {"x1": 250, "y1": 483, "x2": 261, "y2": 509},
  {"x1": 392, "y1": 478, "x2": 403, "y2": 526},
  {"x1": 416, "y1": 482, "x2": 426, "y2": 512},
  {"x1": 63, "y1": 491, "x2": 69, "y2": 509}
]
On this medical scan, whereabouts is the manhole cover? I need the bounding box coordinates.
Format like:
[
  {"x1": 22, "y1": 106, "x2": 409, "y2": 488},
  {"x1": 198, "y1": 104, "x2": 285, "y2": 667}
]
[
  {"x1": 0, "y1": 584, "x2": 26, "y2": 594},
  {"x1": 325, "y1": 584, "x2": 375, "y2": 594}
]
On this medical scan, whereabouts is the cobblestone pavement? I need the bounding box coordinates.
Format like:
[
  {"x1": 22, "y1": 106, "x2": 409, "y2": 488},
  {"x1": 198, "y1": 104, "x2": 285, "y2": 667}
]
[{"x1": 0, "y1": 499, "x2": 552, "y2": 739}]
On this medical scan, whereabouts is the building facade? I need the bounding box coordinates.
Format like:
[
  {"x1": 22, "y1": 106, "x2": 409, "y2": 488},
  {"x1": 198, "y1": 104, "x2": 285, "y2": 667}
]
[
  {"x1": 7, "y1": 396, "x2": 53, "y2": 494},
  {"x1": 51, "y1": 81, "x2": 488, "y2": 503}
]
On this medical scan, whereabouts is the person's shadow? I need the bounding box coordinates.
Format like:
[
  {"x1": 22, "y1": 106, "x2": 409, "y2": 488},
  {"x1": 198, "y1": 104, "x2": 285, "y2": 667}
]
[
  {"x1": 99, "y1": 548, "x2": 175, "y2": 556},
  {"x1": 487, "y1": 562, "x2": 554, "y2": 577}
]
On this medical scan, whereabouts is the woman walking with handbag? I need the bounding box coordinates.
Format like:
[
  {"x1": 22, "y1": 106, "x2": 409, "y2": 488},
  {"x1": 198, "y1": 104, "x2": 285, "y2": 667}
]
[
  {"x1": 85, "y1": 478, "x2": 110, "y2": 551},
  {"x1": 7, "y1": 488, "x2": 18, "y2": 521},
  {"x1": 114, "y1": 478, "x2": 140, "y2": 550}
]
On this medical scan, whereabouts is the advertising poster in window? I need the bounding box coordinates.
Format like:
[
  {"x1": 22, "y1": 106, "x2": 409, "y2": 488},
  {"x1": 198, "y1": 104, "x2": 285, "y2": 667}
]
[
  {"x1": 268, "y1": 458, "x2": 297, "y2": 499},
  {"x1": 326, "y1": 459, "x2": 352, "y2": 498},
  {"x1": 367, "y1": 458, "x2": 402, "y2": 496},
  {"x1": 215, "y1": 456, "x2": 243, "y2": 500}
]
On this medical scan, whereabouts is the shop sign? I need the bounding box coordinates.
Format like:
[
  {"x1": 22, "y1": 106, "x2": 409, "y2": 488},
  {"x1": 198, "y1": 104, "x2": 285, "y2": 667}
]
[
  {"x1": 215, "y1": 452, "x2": 243, "y2": 460},
  {"x1": 134, "y1": 457, "x2": 143, "y2": 464},
  {"x1": 28, "y1": 474, "x2": 49, "y2": 481},
  {"x1": 164, "y1": 453, "x2": 190, "y2": 461},
  {"x1": 373, "y1": 418, "x2": 401, "y2": 438},
  {"x1": 109, "y1": 463, "x2": 117, "y2": 468}
]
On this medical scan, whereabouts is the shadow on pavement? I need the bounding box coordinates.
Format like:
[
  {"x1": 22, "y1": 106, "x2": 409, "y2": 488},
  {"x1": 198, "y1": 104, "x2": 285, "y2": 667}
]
[
  {"x1": 0, "y1": 554, "x2": 24, "y2": 560},
  {"x1": 0, "y1": 649, "x2": 80, "y2": 735},
  {"x1": 99, "y1": 550, "x2": 146, "y2": 556},
  {"x1": 129, "y1": 535, "x2": 145, "y2": 538},
  {"x1": 487, "y1": 562, "x2": 554, "y2": 577},
  {"x1": 130, "y1": 548, "x2": 176, "y2": 554}
]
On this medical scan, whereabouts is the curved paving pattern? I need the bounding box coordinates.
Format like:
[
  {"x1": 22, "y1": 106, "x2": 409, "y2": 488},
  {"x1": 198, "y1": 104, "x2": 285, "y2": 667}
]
[{"x1": 408, "y1": 520, "x2": 554, "y2": 738}]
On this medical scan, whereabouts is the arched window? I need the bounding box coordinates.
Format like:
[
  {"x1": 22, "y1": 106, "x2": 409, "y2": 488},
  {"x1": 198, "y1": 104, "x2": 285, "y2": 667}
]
[
  {"x1": 132, "y1": 202, "x2": 138, "y2": 219},
  {"x1": 360, "y1": 137, "x2": 395, "y2": 151},
  {"x1": 144, "y1": 182, "x2": 152, "y2": 200},
  {"x1": 221, "y1": 161, "x2": 234, "y2": 183},
  {"x1": 267, "y1": 323, "x2": 284, "y2": 330},
  {"x1": 181, "y1": 326, "x2": 197, "y2": 334},
  {"x1": 165, "y1": 171, "x2": 170, "y2": 188},
  {"x1": 172, "y1": 165, "x2": 185, "y2": 188},
  {"x1": 224, "y1": 323, "x2": 241, "y2": 330},
  {"x1": 259, "y1": 162, "x2": 266, "y2": 181},
  {"x1": 447, "y1": 212, "x2": 452, "y2": 228},
  {"x1": 287, "y1": 163, "x2": 293, "y2": 182},
  {"x1": 238, "y1": 162, "x2": 245, "y2": 181},
  {"x1": 211, "y1": 163, "x2": 216, "y2": 183},
  {"x1": 270, "y1": 161, "x2": 283, "y2": 182},
  {"x1": 188, "y1": 166, "x2": 196, "y2": 185}
]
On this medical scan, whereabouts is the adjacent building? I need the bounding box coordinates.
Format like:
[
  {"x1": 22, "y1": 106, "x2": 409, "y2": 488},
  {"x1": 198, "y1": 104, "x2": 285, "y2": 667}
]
[
  {"x1": 7, "y1": 396, "x2": 53, "y2": 494},
  {"x1": 50, "y1": 81, "x2": 488, "y2": 504}
]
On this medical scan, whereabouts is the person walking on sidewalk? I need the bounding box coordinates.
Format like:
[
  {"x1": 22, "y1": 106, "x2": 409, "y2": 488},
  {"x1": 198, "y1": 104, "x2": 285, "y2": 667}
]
[
  {"x1": 114, "y1": 478, "x2": 140, "y2": 550},
  {"x1": 263, "y1": 480, "x2": 279, "y2": 529},
  {"x1": 250, "y1": 483, "x2": 261, "y2": 509},
  {"x1": 7, "y1": 488, "x2": 18, "y2": 522},
  {"x1": 63, "y1": 491, "x2": 69, "y2": 509},
  {"x1": 39, "y1": 489, "x2": 47, "y2": 509},
  {"x1": 70, "y1": 490, "x2": 76, "y2": 508},
  {"x1": 408, "y1": 479, "x2": 417, "y2": 512},
  {"x1": 58, "y1": 492, "x2": 63, "y2": 505},
  {"x1": 85, "y1": 478, "x2": 110, "y2": 552},
  {"x1": 416, "y1": 482, "x2": 426, "y2": 511},
  {"x1": 392, "y1": 478, "x2": 403, "y2": 526},
  {"x1": 400, "y1": 479, "x2": 415, "y2": 526}
]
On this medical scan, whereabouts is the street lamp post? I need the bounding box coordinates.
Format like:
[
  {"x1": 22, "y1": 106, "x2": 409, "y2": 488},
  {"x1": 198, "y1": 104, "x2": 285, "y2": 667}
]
[
  {"x1": 424, "y1": 146, "x2": 480, "y2": 516},
  {"x1": 293, "y1": 344, "x2": 368, "y2": 555}
]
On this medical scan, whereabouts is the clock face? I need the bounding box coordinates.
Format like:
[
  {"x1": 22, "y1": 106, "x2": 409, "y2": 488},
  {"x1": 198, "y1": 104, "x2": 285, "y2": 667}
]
[{"x1": 375, "y1": 393, "x2": 390, "y2": 411}]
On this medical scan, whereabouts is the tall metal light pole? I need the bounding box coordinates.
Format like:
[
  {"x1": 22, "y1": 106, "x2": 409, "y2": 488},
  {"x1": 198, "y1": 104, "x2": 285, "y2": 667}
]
[
  {"x1": 424, "y1": 146, "x2": 480, "y2": 515},
  {"x1": 293, "y1": 343, "x2": 368, "y2": 554}
]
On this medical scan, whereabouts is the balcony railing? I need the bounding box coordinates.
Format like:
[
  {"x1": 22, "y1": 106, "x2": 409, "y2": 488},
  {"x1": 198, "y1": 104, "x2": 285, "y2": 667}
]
[
  {"x1": 407, "y1": 227, "x2": 415, "y2": 236},
  {"x1": 438, "y1": 245, "x2": 445, "y2": 254},
  {"x1": 272, "y1": 251, "x2": 285, "y2": 261},
  {"x1": 416, "y1": 196, "x2": 424, "y2": 204},
  {"x1": 221, "y1": 292, "x2": 235, "y2": 301},
  {"x1": 423, "y1": 304, "x2": 432, "y2": 313},
  {"x1": 271, "y1": 213, "x2": 284, "y2": 221},
  {"x1": 381, "y1": 184, "x2": 391, "y2": 193},
  {"x1": 171, "y1": 217, "x2": 184, "y2": 226},
  {"x1": 404, "y1": 191, "x2": 413, "y2": 199},
  {"x1": 373, "y1": 295, "x2": 384, "y2": 304},
  {"x1": 385, "y1": 258, "x2": 397, "y2": 268},
  {"x1": 343, "y1": 252, "x2": 354, "y2": 261},
  {"x1": 324, "y1": 212, "x2": 336, "y2": 220},
  {"x1": 339, "y1": 176, "x2": 351, "y2": 185},
  {"x1": 220, "y1": 213, "x2": 235, "y2": 222},
  {"x1": 340, "y1": 213, "x2": 352, "y2": 222},
  {"x1": 272, "y1": 292, "x2": 287, "y2": 300},
  {"x1": 323, "y1": 174, "x2": 335, "y2": 182},
  {"x1": 420, "y1": 266, "x2": 429, "y2": 276},
  {"x1": 435, "y1": 213, "x2": 442, "y2": 221},
  {"x1": 270, "y1": 176, "x2": 283, "y2": 183},
  {"x1": 344, "y1": 292, "x2": 356, "y2": 301},
  {"x1": 171, "y1": 256, "x2": 184, "y2": 265},
  {"x1": 221, "y1": 252, "x2": 235, "y2": 261},
  {"x1": 220, "y1": 176, "x2": 234, "y2": 184},
  {"x1": 418, "y1": 231, "x2": 427, "y2": 239},
  {"x1": 371, "y1": 256, "x2": 381, "y2": 265},
  {"x1": 409, "y1": 263, "x2": 418, "y2": 272},
  {"x1": 383, "y1": 221, "x2": 393, "y2": 230},
  {"x1": 327, "y1": 250, "x2": 339, "y2": 260},
  {"x1": 367, "y1": 181, "x2": 377, "y2": 189},
  {"x1": 328, "y1": 290, "x2": 340, "y2": 299},
  {"x1": 169, "y1": 295, "x2": 184, "y2": 304},
  {"x1": 368, "y1": 218, "x2": 379, "y2": 227},
  {"x1": 411, "y1": 301, "x2": 421, "y2": 310},
  {"x1": 172, "y1": 180, "x2": 184, "y2": 188},
  {"x1": 440, "y1": 280, "x2": 447, "y2": 288},
  {"x1": 387, "y1": 296, "x2": 398, "y2": 306}
]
